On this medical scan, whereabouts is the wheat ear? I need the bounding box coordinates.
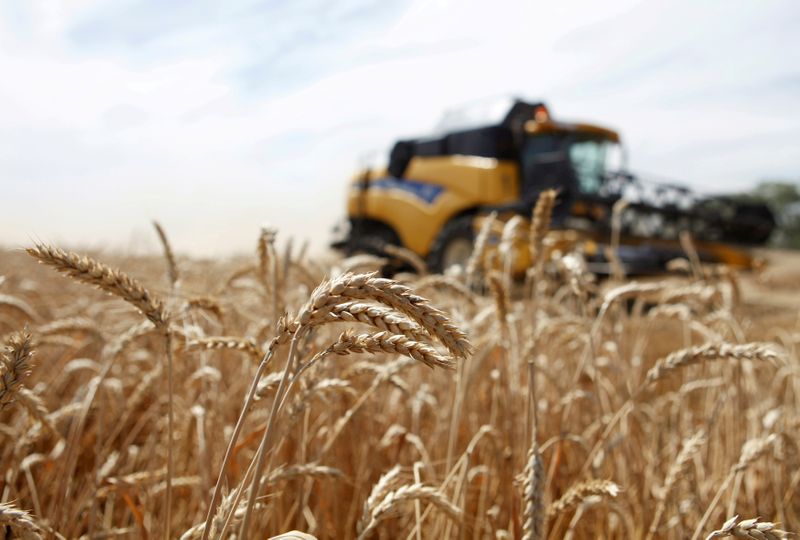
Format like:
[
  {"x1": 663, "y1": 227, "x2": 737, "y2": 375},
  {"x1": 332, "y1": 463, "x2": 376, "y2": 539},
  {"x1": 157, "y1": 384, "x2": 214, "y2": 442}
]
[
  {"x1": 298, "y1": 272, "x2": 471, "y2": 359},
  {"x1": 26, "y1": 244, "x2": 168, "y2": 327},
  {"x1": 0, "y1": 331, "x2": 34, "y2": 409},
  {"x1": 529, "y1": 190, "x2": 557, "y2": 260},
  {"x1": 704, "y1": 515, "x2": 791, "y2": 539},
  {"x1": 645, "y1": 343, "x2": 781, "y2": 385},
  {"x1": 358, "y1": 465, "x2": 404, "y2": 535},
  {"x1": 0, "y1": 502, "x2": 44, "y2": 539},
  {"x1": 522, "y1": 442, "x2": 545, "y2": 540},
  {"x1": 357, "y1": 483, "x2": 462, "y2": 540},
  {"x1": 324, "y1": 329, "x2": 454, "y2": 370},
  {"x1": 186, "y1": 337, "x2": 265, "y2": 360},
  {"x1": 547, "y1": 479, "x2": 621, "y2": 518},
  {"x1": 465, "y1": 211, "x2": 497, "y2": 286},
  {"x1": 323, "y1": 301, "x2": 430, "y2": 342}
]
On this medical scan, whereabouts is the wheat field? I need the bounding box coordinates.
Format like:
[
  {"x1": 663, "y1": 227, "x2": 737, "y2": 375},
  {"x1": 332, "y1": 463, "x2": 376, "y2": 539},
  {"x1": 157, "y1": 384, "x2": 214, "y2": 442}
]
[{"x1": 1, "y1": 212, "x2": 798, "y2": 539}]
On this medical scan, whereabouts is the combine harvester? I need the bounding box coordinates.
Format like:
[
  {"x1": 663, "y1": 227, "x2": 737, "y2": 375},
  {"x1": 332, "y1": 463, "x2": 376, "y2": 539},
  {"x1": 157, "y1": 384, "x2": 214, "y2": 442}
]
[{"x1": 332, "y1": 98, "x2": 775, "y2": 275}]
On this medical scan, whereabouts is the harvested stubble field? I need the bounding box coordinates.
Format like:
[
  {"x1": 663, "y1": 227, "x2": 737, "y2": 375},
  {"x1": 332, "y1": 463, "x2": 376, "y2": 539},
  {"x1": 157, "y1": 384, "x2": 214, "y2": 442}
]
[{"x1": 1, "y1": 217, "x2": 799, "y2": 539}]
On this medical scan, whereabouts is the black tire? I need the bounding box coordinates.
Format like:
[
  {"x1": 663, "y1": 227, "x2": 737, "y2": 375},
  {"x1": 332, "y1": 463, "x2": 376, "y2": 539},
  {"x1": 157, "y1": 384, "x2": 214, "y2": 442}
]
[
  {"x1": 343, "y1": 220, "x2": 400, "y2": 257},
  {"x1": 427, "y1": 215, "x2": 475, "y2": 274}
]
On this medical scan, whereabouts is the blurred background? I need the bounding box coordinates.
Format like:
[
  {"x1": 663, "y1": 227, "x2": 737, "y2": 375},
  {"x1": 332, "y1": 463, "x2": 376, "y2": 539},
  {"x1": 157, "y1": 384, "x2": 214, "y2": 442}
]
[{"x1": 1, "y1": 0, "x2": 798, "y2": 256}]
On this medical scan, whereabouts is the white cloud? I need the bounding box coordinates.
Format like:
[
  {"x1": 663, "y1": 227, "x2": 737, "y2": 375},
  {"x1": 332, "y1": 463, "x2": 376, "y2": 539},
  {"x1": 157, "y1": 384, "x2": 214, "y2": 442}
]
[{"x1": 0, "y1": 0, "x2": 798, "y2": 256}]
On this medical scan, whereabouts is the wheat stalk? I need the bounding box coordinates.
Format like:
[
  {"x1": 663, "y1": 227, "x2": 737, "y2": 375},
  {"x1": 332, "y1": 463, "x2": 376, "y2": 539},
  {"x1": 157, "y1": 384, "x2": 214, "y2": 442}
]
[
  {"x1": 412, "y1": 275, "x2": 477, "y2": 306},
  {"x1": 487, "y1": 272, "x2": 509, "y2": 332},
  {"x1": 692, "y1": 434, "x2": 778, "y2": 540},
  {"x1": 381, "y1": 243, "x2": 428, "y2": 275},
  {"x1": 0, "y1": 294, "x2": 41, "y2": 323},
  {"x1": 646, "y1": 429, "x2": 707, "y2": 539},
  {"x1": 152, "y1": 220, "x2": 179, "y2": 288}
]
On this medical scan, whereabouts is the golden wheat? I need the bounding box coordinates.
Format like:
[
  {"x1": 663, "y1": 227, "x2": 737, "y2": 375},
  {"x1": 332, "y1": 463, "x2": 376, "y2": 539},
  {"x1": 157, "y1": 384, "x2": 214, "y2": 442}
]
[{"x1": 0, "y1": 225, "x2": 796, "y2": 539}]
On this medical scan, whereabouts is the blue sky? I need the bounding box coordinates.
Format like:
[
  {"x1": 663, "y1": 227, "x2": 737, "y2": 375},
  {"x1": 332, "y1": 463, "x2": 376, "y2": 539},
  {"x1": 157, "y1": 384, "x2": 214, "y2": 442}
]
[{"x1": 1, "y1": 0, "x2": 798, "y2": 255}]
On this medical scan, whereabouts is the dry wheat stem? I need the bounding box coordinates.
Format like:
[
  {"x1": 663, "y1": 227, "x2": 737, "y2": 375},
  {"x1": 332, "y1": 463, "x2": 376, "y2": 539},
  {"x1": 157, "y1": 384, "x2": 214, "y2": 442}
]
[
  {"x1": 258, "y1": 227, "x2": 276, "y2": 292},
  {"x1": 646, "y1": 429, "x2": 707, "y2": 540},
  {"x1": 487, "y1": 272, "x2": 509, "y2": 333},
  {"x1": 240, "y1": 328, "x2": 308, "y2": 538},
  {"x1": 381, "y1": 243, "x2": 428, "y2": 275},
  {"x1": 200, "y1": 347, "x2": 276, "y2": 540},
  {"x1": 680, "y1": 231, "x2": 704, "y2": 280},
  {"x1": 0, "y1": 294, "x2": 41, "y2": 323},
  {"x1": 238, "y1": 319, "x2": 450, "y2": 536},
  {"x1": 692, "y1": 434, "x2": 778, "y2": 540},
  {"x1": 413, "y1": 275, "x2": 477, "y2": 306},
  {"x1": 153, "y1": 221, "x2": 179, "y2": 288}
]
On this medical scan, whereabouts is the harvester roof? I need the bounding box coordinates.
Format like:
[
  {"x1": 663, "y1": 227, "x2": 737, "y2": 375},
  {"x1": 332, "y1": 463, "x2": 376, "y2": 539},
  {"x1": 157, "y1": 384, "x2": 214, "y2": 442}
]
[{"x1": 387, "y1": 98, "x2": 619, "y2": 178}]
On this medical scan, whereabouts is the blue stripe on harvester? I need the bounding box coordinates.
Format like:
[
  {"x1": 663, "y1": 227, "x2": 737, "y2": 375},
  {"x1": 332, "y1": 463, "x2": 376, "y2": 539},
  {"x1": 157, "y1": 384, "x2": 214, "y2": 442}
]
[{"x1": 369, "y1": 177, "x2": 444, "y2": 205}]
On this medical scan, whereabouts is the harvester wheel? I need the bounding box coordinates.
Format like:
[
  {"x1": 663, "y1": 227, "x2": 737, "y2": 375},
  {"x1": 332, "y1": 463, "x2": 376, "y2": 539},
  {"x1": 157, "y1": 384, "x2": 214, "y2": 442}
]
[{"x1": 427, "y1": 215, "x2": 475, "y2": 274}]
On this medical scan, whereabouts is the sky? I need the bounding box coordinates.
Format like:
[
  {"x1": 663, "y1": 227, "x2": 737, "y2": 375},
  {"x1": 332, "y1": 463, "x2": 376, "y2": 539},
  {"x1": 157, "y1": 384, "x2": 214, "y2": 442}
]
[{"x1": 1, "y1": 0, "x2": 798, "y2": 256}]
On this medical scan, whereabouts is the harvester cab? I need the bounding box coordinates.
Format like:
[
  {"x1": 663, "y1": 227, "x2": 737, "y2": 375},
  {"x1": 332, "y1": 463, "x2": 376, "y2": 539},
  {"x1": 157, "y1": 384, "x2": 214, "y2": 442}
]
[{"x1": 332, "y1": 97, "x2": 774, "y2": 275}]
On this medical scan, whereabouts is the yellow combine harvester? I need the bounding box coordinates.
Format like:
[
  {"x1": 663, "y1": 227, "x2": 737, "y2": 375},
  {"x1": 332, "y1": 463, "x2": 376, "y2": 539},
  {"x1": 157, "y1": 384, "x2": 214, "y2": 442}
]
[{"x1": 332, "y1": 98, "x2": 774, "y2": 274}]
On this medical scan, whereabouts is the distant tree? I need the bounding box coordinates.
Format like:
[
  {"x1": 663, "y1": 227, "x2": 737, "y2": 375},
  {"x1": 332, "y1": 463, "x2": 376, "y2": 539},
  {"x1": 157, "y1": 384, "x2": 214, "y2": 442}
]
[{"x1": 736, "y1": 181, "x2": 800, "y2": 248}]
